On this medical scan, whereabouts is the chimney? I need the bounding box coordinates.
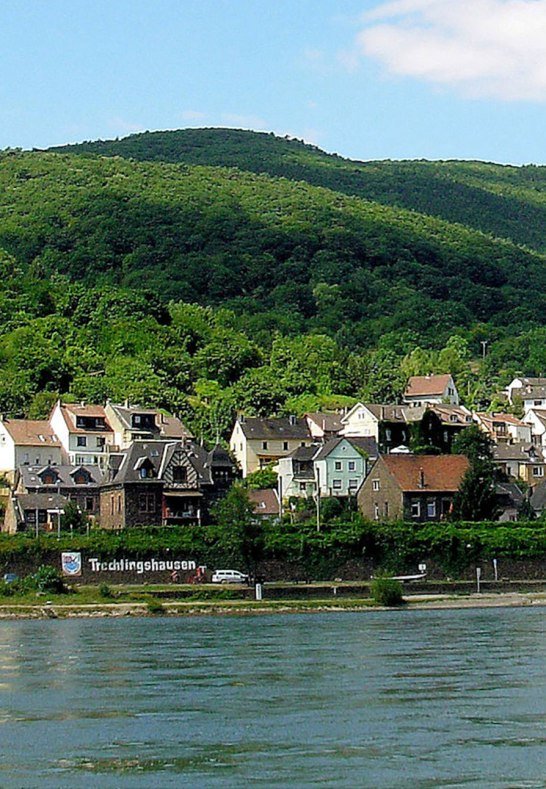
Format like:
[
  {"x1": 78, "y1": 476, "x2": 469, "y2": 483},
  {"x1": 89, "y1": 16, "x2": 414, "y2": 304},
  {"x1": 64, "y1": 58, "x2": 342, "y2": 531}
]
[
  {"x1": 418, "y1": 467, "x2": 425, "y2": 488},
  {"x1": 380, "y1": 406, "x2": 385, "y2": 420},
  {"x1": 289, "y1": 415, "x2": 296, "y2": 426},
  {"x1": 240, "y1": 414, "x2": 245, "y2": 424}
]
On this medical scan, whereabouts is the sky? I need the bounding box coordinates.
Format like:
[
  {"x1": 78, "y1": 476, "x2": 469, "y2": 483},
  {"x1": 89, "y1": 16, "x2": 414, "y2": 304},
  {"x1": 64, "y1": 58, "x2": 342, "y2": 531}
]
[{"x1": 2, "y1": 0, "x2": 546, "y2": 163}]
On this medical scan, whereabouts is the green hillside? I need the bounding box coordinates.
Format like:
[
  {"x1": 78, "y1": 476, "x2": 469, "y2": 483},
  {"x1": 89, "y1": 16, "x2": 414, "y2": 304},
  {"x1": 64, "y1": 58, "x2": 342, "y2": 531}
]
[
  {"x1": 1, "y1": 149, "x2": 545, "y2": 348},
  {"x1": 50, "y1": 128, "x2": 546, "y2": 253}
]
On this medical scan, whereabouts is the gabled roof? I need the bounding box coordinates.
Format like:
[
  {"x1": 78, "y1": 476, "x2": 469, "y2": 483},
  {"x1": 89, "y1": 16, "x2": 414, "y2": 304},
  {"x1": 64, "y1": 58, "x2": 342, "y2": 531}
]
[
  {"x1": 237, "y1": 416, "x2": 310, "y2": 440},
  {"x1": 346, "y1": 436, "x2": 378, "y2": 458},
  {"x1": 493, "y1": 443, "x2": 544, "y2": 463},
  {"x1": 475, "y1": 412, "x2": 527, "y2": 428},
  {"x1": 108, "y1": 403, "x2": 192, "y2": 438},
  {"x1": 248, "y1": 488, "x2": 279, "y2": 516},
  {"x1": 105, "y1": 440, "x2": 213, "y2": 486},
  {"x1": 57, "y1": 403, "x2": 113, "y2": 434},
  {"x1": 531, "y1": 480, "x2": 546, "y2": 511},
  {"x1": 526, "y1": 409, "x2": 546, "y2": 429},
  {"x1": 1, "y1": 419, "x2": 60, "y2": 447},
  {"x1": 517, "y1": 385, "x2": 546, "y2": 400},
  {"x1": 429, "y1": 405, "x2": 472, "y2": 425},
  {"x1": 381, "y1": 454, "x2": 469, "y2": 492},
  {"x1": 305, "y1": 412, "x2": 343, "y2": 433},
  {"x1": 404, "y1": 374, "x2": 453, "y2": 398},
  {"x1": 313, "y1": 437, "x2": 368, "y2": 462},
  {"x1": 287, "y1": 445, "x2": 317, "y2": 461},
  {"x1": 20, "y1": 464, "x2": 102, "y2": 490}
]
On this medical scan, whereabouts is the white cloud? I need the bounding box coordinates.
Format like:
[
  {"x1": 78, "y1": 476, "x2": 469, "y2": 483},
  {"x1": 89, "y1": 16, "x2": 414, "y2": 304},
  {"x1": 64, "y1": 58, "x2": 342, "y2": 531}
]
[{"x1": 351, "y1": 0, "x2": 546, "y2": 101}]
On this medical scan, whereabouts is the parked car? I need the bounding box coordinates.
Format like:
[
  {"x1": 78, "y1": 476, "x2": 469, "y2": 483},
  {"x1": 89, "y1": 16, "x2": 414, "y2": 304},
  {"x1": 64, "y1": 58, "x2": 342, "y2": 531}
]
[{"x1": 211, "y1": 569, "x2": 249, "y2": 584}]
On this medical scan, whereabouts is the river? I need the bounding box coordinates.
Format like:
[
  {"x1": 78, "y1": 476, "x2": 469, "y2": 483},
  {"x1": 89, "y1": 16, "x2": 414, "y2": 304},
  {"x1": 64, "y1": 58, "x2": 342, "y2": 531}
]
[{"x1": 0, "y1": 607, "x2": 544, "y2": 787}]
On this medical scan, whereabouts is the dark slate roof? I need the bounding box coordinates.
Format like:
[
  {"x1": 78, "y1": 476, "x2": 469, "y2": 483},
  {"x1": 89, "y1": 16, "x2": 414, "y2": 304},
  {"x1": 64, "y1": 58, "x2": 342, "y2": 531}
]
[
  {"x1": 17, "y1": 493, "x2": 66, "y2": 510},
  {"x1": 305, "y1": 412, "x2": 343, "y2": 433},
  {"x1": 108, "y1": 403, "x2": 192, "y2": 438},
  {"x1": 19, "y1": 464, "x2": 102, "y2": 490},
  {"x1": 493, "y1": 444, "x2": 544, "y2": 462},
  {"x1": 346, "y1": 437, "x2": 378, "y2": 458},
  {"x1": 531, "y1": 480, "x2": 546, "y2": 511},
  {"x1": 495, "y1": 482, "x2": 524, "y2": 506},
  {"x1": 287, "y1": 445, "x2": 318, "y2": 461},
  {"x1": 206, "y1": 444, "x2": 236, "y2": 468},
  {"x1": 104, "y1": 440, "x2": 220, "y2": 487},
  {"x1": 238, "y1": 417, "x2": 311, "y2": 440}
]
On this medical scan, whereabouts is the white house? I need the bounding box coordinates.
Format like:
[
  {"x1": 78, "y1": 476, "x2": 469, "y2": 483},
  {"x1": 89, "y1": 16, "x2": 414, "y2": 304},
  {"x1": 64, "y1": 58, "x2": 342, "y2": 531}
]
[
  {"x1": 0, "y1": 418, "x2": 63, "y2": 476},
  {"x1": 50, "y1": 401, "x2": 116, "y2": 467},
  {"x1": 105, "y1": 402, "x2": 192, "y2": 450},
  {"x1": 505, "y1": 378, "x2": 546, "y2": 412},
  {"x1": 403, "y1": 374, "x2": 459, "y2": 407},
  {"x1": 230, "y1": 416, "x2": 312, "y2": 477},
  {"x1": 522, "y1": 409, "x2": 546, "y2": 448}
]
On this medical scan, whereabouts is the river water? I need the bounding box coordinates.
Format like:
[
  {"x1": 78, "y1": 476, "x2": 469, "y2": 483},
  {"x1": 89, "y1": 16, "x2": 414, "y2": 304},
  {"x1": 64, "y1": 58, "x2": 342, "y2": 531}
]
[{"x1": 0, "y1": 607, "x2": 544, "y2": 787}]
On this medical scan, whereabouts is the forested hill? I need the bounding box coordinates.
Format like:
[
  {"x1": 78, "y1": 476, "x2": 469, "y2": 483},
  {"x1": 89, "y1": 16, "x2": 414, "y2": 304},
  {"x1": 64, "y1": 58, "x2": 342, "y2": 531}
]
[
  {"x1": 1, "y1": 149, "x2": 546, "y2": 347},
  {"x1": 50, "y1": 128, "x2": 546, "y2": 254}
]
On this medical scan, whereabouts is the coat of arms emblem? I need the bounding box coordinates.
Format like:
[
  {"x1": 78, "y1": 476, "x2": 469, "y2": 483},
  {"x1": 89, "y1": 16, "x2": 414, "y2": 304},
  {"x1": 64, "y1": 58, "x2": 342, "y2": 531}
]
[{"x1": 61, "y1": 552, "x2": 82, "y2": 576}]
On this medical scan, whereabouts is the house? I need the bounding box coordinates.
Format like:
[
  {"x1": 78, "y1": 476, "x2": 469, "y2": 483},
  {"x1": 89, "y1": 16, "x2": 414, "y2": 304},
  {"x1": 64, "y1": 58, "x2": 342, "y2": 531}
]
[
  {"x1": 104, "y1": 401, "x2": 192, "y2": 450},
  {"x1": 403, "y1": 374, "x2": 459, "y2": 407},
  {"x1": 522, "y1": 408, "x2": 546, "y2": 447},
  {"x1": 340, "y1": 402, "x2": 470, "y2": 454},
  {"x1": 495, "y1": 482, "x2": 525, "y2": 522},
  {"x1": 229, "y1": 416, "x2": 312, "y2": 477},
  {"x1": 304, "y1": 412, "x2": 343, "y2": 441},
  {"x1": 0, "y1": 418, "x2": 63, "y2": 477},
  {"x1": 99, "y1": 439, "x2": 237, "y2": 529},
  {"x1": 50, "y1": 401, "x2": 116, "y2": 467},
  {"x1": 357, "y1": 454, "x2": 469, "y2": 522},
  {"x1": 530, "y1": 479, "x2": 546, "y2": 516},
  {"x1": 474, "y1": 412, "x2": 532, "y2": 444},
  {"x1": 493, "y1": 443, "x2": 546, "y2": 484},
  {"x1": 278, "y1": 437, "x2": 377, "y2": 500},
  {"x1": 505, "y1": 377, "x2": 546, "y2": 412},
  {"x1": 313, "y1": 437, "x2": 372, "y2": 498},
  {"x1": 277, "y1": 445, "x2": 317, "y2": 499},
  {"x1": 4, "y1": 463, "x2": 102, "y2": 533},
  {"x1": 248, "y1": 488, "x2": 280, "y2": 520}
]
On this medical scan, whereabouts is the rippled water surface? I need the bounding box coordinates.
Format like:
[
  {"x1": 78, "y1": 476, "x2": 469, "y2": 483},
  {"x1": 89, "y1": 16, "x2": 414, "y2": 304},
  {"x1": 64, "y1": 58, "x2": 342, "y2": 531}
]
[{"x1": 0, "y1": 608, "x2": 544, "y2": 787}]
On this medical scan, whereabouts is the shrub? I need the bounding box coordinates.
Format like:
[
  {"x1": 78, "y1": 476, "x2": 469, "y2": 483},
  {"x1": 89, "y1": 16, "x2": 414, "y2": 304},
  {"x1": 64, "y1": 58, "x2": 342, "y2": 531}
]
[
  {"x1": 31, "y1": 566, "x2": 66, "y2": 594},
  {"x1": 370, "y1": 576, "x2": 404, "y2": 607},
  {"x1": 98, "y1": 583, "x2": 114, "y2": 599}
]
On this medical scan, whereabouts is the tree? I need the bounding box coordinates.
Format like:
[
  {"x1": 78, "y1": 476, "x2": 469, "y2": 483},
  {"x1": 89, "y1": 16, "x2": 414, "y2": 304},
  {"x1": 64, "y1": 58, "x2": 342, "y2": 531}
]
[
  {"x1": 452, "y1": 425, "x2": 498, "y2": 521},
  {"x1": 244, "y1": 466, "x2": 278, "y2": 490},
  {"x1": 212, "y1": 486, "x2": 264, "y2": 575},
  {"x1": 61, "y1": 501, "x2": 89, "y2": 533}
]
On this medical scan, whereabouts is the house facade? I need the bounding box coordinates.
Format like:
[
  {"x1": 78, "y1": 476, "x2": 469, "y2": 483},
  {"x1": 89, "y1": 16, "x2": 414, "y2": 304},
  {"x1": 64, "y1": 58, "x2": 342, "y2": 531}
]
[
  {"x1": 50, "y1": 401, "x2": 116, "y2": 467},
  {"x1": 474, "y1": 412, "x2": 532, "y2": 444},
  {"x1": 104, "y1": 402, "x2": 192, "y2": 450},
  {"x1": 230, "y1": 416, "x2": 313, "y2": 477},
  {"x1": 357, "y1": 454, "x2": 469, "y2": 522},
  {"x1": 0, "y1": 419, "x2": 63, "y2": 477}
]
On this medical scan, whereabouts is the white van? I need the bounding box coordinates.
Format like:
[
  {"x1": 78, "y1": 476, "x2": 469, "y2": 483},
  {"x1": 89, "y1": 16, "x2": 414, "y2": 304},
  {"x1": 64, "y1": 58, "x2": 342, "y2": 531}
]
[{"x1": 211, "y1": 569, "x2": 249, "y2": 584}]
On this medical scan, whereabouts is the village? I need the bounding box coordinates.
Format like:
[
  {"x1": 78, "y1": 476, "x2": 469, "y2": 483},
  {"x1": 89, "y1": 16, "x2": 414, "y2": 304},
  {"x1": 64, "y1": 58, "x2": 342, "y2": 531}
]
[{"x1": 0, "y1": 373, "x2": 545, "y2": 534}]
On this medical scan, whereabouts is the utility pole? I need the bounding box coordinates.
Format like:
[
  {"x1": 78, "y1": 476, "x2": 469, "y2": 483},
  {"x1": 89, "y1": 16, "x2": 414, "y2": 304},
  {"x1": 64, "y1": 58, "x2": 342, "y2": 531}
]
[
  {"x1": 480, "y1": 340, "x2": 488, "y2": 359},
  {"x1": 315, "y1": 465, "x2": 321, "y2": 533},
  {"x1": 277, "y1": 474, "x2": 283, "y2": 520}
]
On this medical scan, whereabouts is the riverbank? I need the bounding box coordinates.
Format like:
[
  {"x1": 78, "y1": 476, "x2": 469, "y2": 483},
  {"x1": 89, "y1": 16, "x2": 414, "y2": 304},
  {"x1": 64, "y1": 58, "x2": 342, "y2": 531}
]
[{"x1": 0, "y1": 591, "x2": 545, "y2": 619}]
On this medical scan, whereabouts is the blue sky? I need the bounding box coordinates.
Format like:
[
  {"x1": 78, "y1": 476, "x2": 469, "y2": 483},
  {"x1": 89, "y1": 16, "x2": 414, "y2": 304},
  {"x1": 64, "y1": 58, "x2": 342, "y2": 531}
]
[{"x1": 2, "y1": 0, "x2": 546, "y2": 163}]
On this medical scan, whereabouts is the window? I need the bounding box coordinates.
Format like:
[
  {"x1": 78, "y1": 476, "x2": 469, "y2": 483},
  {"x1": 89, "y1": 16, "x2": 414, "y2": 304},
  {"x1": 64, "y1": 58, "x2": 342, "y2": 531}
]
[
  {"x1": 85, "y1": 497, "x2": 94, "y2": 512},
  {"x1": 349, "y1": 479, "x2": 358, "y2": 490},
  {"x1": 110, "y1": 495, "x2": 114, "y2": 516},
  {"x1": 411, "y1": 501, "x2": 421, "y2": 518},
  {"x1": 300, "y1": 442, "x2": 306, "y2": 447},
  {"x1": 117, "y1": 495, "x2": 122, "y2": 513},
  {"x1": 534, "y1": 400, "x2": 543, "y2": 407},
  {"x1": 374, "y1": 504, "x2": 379, "y2": 520},
  {"x1": 77, "y1": 436, "x2": 87, "y2": 447},
  {"x1": 262, "y1": 441, "x2": 268, "y2": 450},
  {"x1": 283, "y1": 441, "x2": 289, "y2": 451},
  {"x1": 443, "y1": 431, "x2": 449, "y2": 444},
  {"x1": 138, "y1": 493, "x2": 156, "y2": 513},
  {"x1": 348, "y1": 461, "x2": 356, "y2": 471},
  {"x1": 333, "y1": 479, "x2": 342, "y2": 490},
  {"x1": 172, "y1": 466, "x2": 187, "y2": 483},
  {"x1": 335, "y1": 461, "x2": 342, "y2": 470},
  {"x1": 96, "y1": 437, "x2": 105, "y2": 448},
  {"x1": 23, "y1": 453, "x2": 29, "y2": 464},
  {"x1": 76, "y1": 455, "x2": 86, "y2": 465},
  {"x1": 372, "y1": 479, "x2": 380, "y2": 491},
  {"x1": 299, "y1": 482, "x2": 307, "y2": 492},
  {"x1": 384, "y1": 502, "x2": 389, "y2": 517},
  {"x1": 427, "y1": 500, "x2": 436, "y2": 518},
  {"x1": 385, "y1": 428, "x2": 392, "y2": 441},
  {"x1": 532, "y1": 466, "x2": 544, "y2": 477}
]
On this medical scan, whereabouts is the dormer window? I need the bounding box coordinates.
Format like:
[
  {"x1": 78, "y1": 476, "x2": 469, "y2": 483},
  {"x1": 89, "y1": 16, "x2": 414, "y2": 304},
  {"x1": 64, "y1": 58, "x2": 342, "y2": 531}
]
[{"x1": 172, "y1": 466, "x2": 187, "y2": 483}]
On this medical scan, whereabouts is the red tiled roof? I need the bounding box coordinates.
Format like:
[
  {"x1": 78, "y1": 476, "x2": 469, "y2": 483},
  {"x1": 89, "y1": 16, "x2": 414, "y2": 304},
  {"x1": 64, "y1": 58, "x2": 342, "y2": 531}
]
[
  {"x1": 405, "y1": 375, "x2": 452, "y2": 397},
  {"x1": 383, "y1": 454, "x2": 469, "y2": 492}
]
